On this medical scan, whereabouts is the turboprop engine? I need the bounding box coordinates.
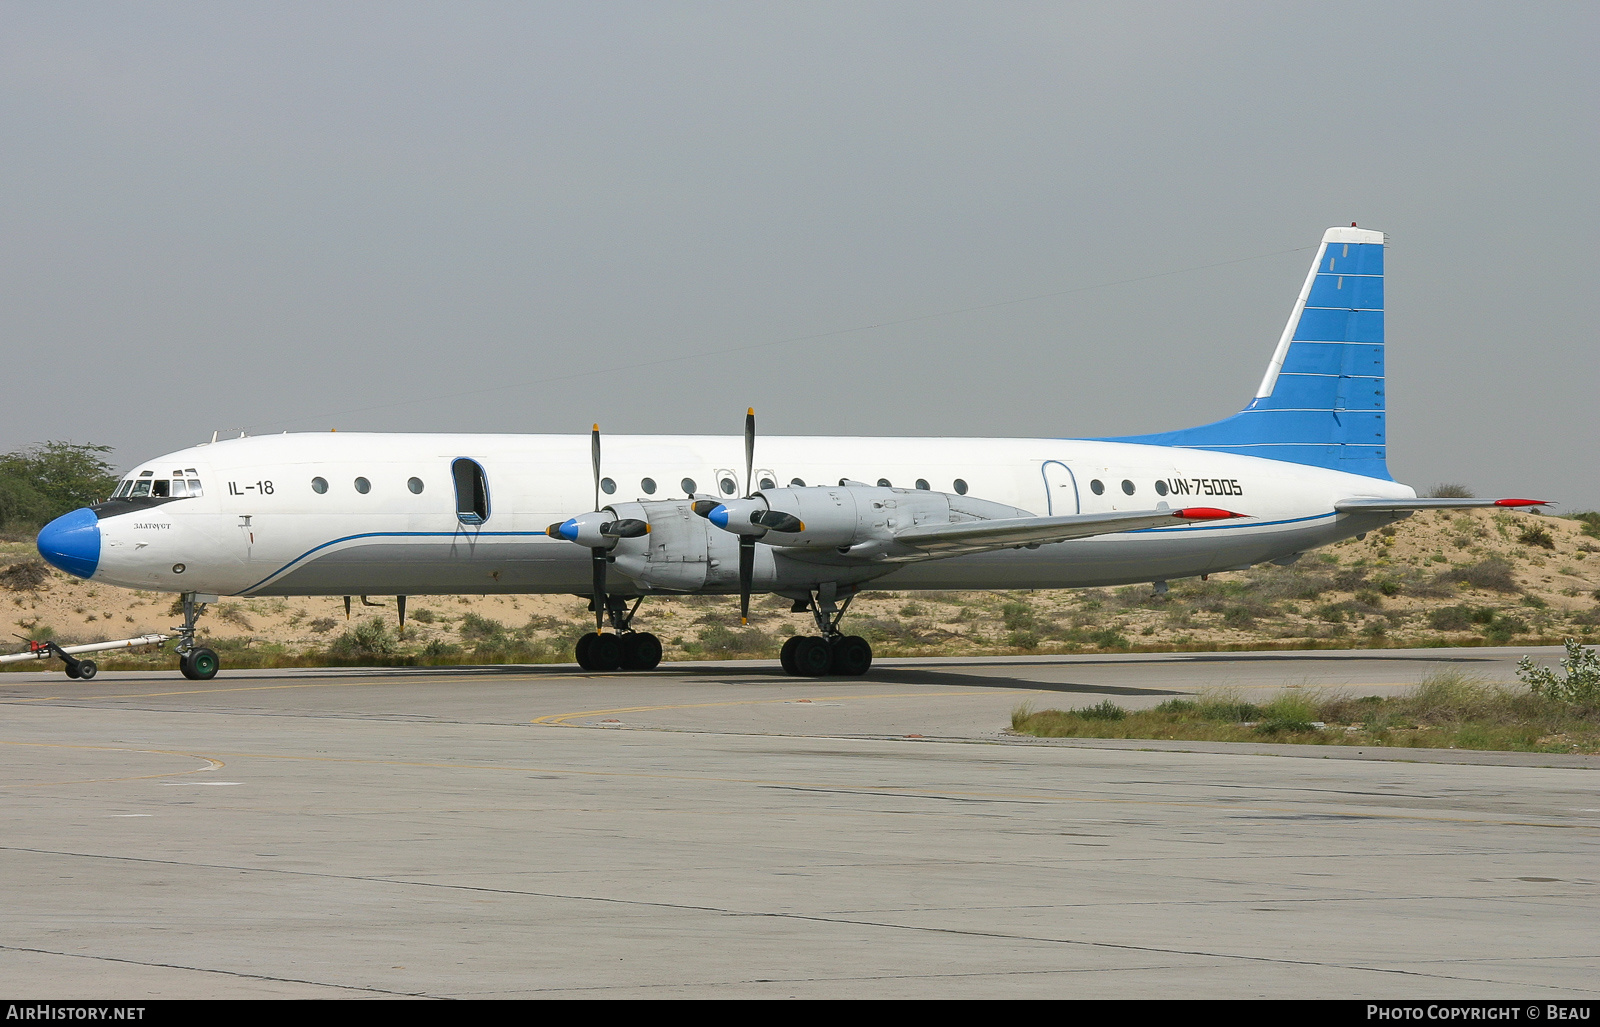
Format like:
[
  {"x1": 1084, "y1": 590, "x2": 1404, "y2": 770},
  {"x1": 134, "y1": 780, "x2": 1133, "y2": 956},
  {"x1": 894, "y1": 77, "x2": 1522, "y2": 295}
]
[{"x1": 701, "y1": 484, "x2": 1031, "y2": 553}]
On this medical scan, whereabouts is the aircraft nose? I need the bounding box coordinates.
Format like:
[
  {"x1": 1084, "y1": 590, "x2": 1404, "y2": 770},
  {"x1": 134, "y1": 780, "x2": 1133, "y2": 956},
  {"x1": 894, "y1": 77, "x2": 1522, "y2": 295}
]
[{"x1": 36, "y1": 508, "x2": 101, "y2": 579}]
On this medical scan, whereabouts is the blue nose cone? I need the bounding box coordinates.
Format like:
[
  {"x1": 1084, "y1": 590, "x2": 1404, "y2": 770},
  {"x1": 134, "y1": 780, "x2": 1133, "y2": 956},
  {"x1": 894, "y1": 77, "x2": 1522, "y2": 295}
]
[
  {"x1": 708, "y1": 505, "x2": 731, "y2": 529},
  {"x1": 37, "y1": 508, "x2": 100, "y2": 579}
]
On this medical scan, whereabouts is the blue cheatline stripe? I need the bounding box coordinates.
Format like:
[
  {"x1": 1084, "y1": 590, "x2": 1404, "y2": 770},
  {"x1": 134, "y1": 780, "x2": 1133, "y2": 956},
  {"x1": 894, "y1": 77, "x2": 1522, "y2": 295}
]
[
  {"x1": 240, "y1": 512, "x2": 1346, "y2": 593},
  {"x1": 242, "y1": 530, "x2": 554, "y2": 594}
]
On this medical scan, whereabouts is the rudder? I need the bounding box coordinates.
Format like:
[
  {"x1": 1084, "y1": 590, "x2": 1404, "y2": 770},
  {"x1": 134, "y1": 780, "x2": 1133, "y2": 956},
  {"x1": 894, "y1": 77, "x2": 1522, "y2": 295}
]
[{"x1": 1103, "y1": 226, "x2": 1389, "y2": 480}]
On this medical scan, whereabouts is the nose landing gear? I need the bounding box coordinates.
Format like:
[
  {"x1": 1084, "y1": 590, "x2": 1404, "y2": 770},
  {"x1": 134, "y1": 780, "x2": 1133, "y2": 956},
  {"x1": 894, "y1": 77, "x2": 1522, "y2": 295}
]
[
  {"x1": 174, "y1": 592, "x2": 220, "y2": 681},
  {"x1": 779, "y1": 587, "x2": 872, "y2": 677},
  {"x1": 574, "y1": 595, "x2": 663, "y2": 672}
]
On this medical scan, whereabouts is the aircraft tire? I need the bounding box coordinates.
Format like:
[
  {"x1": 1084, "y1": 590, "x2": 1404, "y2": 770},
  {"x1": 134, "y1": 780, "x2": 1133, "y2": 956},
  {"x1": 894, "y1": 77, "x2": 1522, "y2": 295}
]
[
  {"x1": 65, "y1": 662, "x2": 81, "y2": 680},
  {"x1": 76, "y1": 659, "x2": 97, "y2": 681},
  {"x1": 575, "y1": 632, "x2": 597, "y2": 670},
  {"x1": 187, "y1": 648, "x2": 220, "y2": 681},
  {"x1": 830, "y1": 636, "x2": 872, "y2": 677},
  {"x1": 621, "y1": 632, "x2": 663, "y2": 671},
  {"x1": 589, "y1": 632, "x2": 623, "y2": 672},
  {"x1": 779, "y1": 636, "x2": 802, "y2": 676},
  {"x1": 793, "y1": 636, "x2": 832, "y2": 677}
]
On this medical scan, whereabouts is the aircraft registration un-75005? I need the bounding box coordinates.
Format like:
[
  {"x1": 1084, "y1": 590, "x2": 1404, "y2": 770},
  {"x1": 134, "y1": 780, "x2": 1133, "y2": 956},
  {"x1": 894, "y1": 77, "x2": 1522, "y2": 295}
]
[{"x1": 29, "y1": 225, "x2": 1545, "y2": 681}]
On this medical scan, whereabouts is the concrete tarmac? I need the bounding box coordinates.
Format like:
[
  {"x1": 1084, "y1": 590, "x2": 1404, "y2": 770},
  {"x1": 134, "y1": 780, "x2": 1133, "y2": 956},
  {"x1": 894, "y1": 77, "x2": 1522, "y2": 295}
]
[{"x1": 2, "y1": 646, "x2": 1595, "y2": 999}]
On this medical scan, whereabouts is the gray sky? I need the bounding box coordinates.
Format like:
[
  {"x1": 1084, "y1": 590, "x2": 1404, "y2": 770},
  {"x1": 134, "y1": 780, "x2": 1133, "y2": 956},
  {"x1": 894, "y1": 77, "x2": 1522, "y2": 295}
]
[{"x1": 2, "y1": 2, "x2": 1596, "y2": 507}]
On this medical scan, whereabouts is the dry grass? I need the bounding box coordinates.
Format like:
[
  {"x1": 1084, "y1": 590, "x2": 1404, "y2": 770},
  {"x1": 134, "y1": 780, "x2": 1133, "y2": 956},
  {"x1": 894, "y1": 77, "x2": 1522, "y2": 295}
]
[{"x1": 1010, "y1": 670, "x2": 1600, "y2": 754}]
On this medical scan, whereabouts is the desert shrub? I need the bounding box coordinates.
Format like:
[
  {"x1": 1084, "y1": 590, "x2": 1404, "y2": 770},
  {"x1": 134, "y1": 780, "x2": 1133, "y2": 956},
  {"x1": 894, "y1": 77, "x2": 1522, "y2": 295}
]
[
  {"x1": 1074, "y1": 699, "x2": 1126, "y2": 721},
  {"x1": 459, "y1": 612, "x2": 507, "y2": 642},
  {"x1": 409, "y1": 608, "x2": 436, "y2": 624},
  {"x1": 1439, "y1": 557, "x2": 1518, "y2": 593},
  {"x1": 1001, "y1": 601, "x2": 1035, "y2": 631},
  {"x1": 328, "y1": 618, "x2": 398, "y2": 660},
  {"x1": 1400, "y1": 670, "x2": 1519, "y2": 723},
  {"x1": 696, "y1": 624, "x2": 773, "y2": 655},
  {"x1": 216, "y1": 604, "x2": 253, "y2": 629},
  {"x1": 0, "y1": 560, "x2": 49, "y2": 591},
  {"x1": 1429, "y1": 606, "x2": 1476, "y2": 631},
  {"x1": 1482, "y1": 614, "x2": 1527, "y2": 644},
  {"x1": 1427, "y1": 484, "x2": 1475, "y2": 499},
  {"x1": 1008, "y1": 629, "x2": 1040, "y2": 649},
  {"x1": 308, "y1": 617, "x2": 338, "y2": 634},
  {"x1": 1568, "y1": 512, "x2": 1600, "y2": 539},
  {"x1": 1518, "y1": 523, "x2": 1556, "y2": 550},
  {"x1": 1256, "y1": 692, "x2": 1321, "y2": 733},
  {"x1": 1518, "y1": 639, "x2": 1600, "y2": 705}
]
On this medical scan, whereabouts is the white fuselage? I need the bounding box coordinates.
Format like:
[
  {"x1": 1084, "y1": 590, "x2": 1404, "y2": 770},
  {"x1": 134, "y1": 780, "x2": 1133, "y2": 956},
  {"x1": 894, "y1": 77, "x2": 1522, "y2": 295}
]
[{"x1": 88, "y1": 431, "x2": 1414, "y2": 598}]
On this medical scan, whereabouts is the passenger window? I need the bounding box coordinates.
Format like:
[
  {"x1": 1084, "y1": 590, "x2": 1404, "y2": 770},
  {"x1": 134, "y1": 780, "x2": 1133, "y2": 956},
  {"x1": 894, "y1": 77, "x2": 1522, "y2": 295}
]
[
  {"x1": 1154, "y1": 480, "x2": 1168, "y2": 496},
  {"x1": 789, "y1": 478, "x2": 806, "y2": 487},
  {"x1": 601, "y1": 477, "x2": 616, "y2": 495},
  {"x1": 452, "y1": 459, "x2": 490, "y2": 523},
  {"x1": 354, "y1": 477, "x2": 371, "y2": 494},
  {"x1": 641, "y1": 477, "x2": 657, "y2": 495},
  {"x1": 759, "y1": 477, "x2": 776, "y2": 491},
  {"x1": 1090, "y1": 479, "x2": 1105, "y2": 495},
  {"x1": 311, "y1": 477, "x2": 329, "y2": 494},
  {"x1": 877, "y1": 478, "x2": 892, "y2": 488},
  {"x1": 152, "y1": 480, "x2": 170, "y2": 498},
  {"x1": 681, "y1": 477, "x2": 697, "y2": 495},
  {"x1": 953, "y1": 479, "x2": 968, "y2": 495},
  {"x1": 1122, "y1": 480, "x2": 1135, "y2": 495},
  {"x1": 719, "y1": 477, "x2": 737, "y2": 495},
  {"x1": 408, "y1": 477, "x2": 424, "y2": 494},
  {"x1": 915, "y1": 479, "x2": 930, "y2": 490}
]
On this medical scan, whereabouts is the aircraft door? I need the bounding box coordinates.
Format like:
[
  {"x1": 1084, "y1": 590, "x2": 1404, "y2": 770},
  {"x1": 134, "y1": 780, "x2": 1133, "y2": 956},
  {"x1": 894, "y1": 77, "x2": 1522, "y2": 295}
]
[{"x1": 1041, "y1": 461, "x2": 1080, "y2": 516}]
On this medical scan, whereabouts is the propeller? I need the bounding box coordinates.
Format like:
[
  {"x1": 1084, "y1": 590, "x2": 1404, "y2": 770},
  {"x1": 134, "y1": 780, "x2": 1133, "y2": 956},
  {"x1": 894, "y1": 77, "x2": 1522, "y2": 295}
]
[
  {"x1": 738, "y1": 408, "x2": 756, "y2": 625},
  {"x1": 590, "y1": 424, "x2": 606, "y2": 633}
]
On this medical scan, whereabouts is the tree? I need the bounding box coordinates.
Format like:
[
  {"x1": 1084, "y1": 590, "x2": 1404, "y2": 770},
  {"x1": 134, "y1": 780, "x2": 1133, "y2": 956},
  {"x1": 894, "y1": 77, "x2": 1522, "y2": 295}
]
[{"x1": 0, "y1": 442, "x2": 118, "y2": 530}]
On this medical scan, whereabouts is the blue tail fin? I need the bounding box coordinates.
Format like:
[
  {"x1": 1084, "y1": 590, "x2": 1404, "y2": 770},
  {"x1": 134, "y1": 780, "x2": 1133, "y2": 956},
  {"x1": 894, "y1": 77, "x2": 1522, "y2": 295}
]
[{"x1": 1103, "y1": 226, "x2": 1390, "y2": 480}]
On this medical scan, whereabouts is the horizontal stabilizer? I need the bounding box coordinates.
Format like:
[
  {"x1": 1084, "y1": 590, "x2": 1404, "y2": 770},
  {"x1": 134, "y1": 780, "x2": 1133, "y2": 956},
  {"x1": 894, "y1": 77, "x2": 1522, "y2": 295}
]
[
  {"x1": 895, "y1": 507, "x2": 1244, "y2": 555},
  {"x1": 1334, "y1": 498, "x2": 1549, "y2": 513}
]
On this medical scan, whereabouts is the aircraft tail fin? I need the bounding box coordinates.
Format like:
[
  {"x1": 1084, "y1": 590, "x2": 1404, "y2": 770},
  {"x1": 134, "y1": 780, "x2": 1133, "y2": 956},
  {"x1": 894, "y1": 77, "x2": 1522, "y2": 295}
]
[{"x1": 1105, "y1": 226, "x2": 1390, "y2": 480}]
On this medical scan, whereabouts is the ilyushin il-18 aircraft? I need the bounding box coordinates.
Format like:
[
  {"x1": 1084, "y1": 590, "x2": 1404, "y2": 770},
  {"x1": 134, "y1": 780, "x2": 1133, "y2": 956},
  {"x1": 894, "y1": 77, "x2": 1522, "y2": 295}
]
[{"x1": 29, "y1": 225, "x2": 1544, "y2": 681}]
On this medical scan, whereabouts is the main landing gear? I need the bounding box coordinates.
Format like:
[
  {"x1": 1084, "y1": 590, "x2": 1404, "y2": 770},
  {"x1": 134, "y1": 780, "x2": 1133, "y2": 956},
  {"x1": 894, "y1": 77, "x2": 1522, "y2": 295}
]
[
  {"x1": 574, "y1": 595, "x2": 663, "y2": 672},
  {"x1": 779, "y1": 588, "x2": 872, "y2": 678},
  {"x1": 174, "y1": 592, "x2": 221, "y2": 681}
]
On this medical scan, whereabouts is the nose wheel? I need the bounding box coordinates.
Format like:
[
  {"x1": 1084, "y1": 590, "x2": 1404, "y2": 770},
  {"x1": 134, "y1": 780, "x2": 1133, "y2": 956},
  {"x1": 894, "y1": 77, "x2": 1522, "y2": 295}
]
[{"x1": 173, "y1": 592, "x2": 220, "y2": 680}]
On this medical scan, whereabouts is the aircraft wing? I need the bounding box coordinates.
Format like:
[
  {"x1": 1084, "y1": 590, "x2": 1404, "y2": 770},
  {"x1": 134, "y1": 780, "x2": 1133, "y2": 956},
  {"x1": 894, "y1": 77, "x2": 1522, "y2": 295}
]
[
  {"x1": 1334, "y1": 498, "x2": 1548, "y2": 513},
  {"x1": 892, "y1": 507, "x2": 1244, "y2": 555}
]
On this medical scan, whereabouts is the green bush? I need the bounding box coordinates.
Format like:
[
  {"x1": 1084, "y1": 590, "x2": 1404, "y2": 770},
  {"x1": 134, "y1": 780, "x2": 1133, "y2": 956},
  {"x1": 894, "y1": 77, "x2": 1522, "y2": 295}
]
[
  {"x1": 1074, "y1": 699, "x2": 1126, "y2": 721},
  {"x1": 1518, "y1": 639, "x2": 1600, "y2": 705}
]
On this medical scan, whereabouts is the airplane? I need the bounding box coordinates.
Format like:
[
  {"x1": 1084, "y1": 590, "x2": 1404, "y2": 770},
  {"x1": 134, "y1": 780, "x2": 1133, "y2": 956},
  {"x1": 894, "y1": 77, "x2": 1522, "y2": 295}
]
[{"x1": 33, "y1": 225, "x2": 1545, "y2": 681}]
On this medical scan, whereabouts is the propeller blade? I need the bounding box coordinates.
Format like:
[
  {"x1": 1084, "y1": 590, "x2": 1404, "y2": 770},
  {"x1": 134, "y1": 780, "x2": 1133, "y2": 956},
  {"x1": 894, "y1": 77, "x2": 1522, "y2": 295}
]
[
  {"x1": 591, "y1": 547, "x2": 607, "y2": 633},
  {"x1": 739, "y1": 537, "x2": 754, "y2": 625},
  {"x1": 744, "y1": 407, "x2": 756, "y2": 498},
  {"x1": 591, "y1": 424, "x2": 601, "y2": 512}
]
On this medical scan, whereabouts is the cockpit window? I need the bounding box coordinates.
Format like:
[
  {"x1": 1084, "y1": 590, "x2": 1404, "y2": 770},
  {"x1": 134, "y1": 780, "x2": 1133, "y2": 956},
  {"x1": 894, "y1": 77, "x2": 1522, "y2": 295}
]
[
  {"x1": 170, "y1": 480, "x2": 188, "y2": 497},
  {"x1": 152, "y1": 480, "x2": 170, "y2": 497}
]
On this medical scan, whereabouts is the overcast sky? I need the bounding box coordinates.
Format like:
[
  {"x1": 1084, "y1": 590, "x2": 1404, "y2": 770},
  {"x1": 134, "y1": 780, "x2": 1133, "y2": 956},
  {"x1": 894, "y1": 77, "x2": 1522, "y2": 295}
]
[{"x1": 2, "y1": 2, "x2": 1595, "y2": 507}]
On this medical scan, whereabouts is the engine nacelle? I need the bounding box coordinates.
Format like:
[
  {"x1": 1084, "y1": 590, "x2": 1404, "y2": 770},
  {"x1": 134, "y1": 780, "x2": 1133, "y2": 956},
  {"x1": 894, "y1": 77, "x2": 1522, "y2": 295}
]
[{"x1": 738, "y1": 485, "x2": 1030, "y2": 551}]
